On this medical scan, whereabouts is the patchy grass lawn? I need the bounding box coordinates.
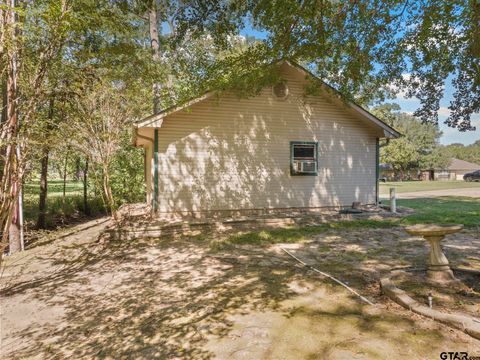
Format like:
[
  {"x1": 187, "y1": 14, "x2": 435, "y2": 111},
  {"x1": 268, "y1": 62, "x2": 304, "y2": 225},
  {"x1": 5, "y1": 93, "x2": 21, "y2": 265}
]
[
  {"x1": 214, "y1": 196, "x2": 479, "y2": 249},
  {"x1": 212, "y1": 219, "x2": 397, "y2": 250},
  {"x1": 3, "y1": 194, "x2": 480, "y2": 358},
  {"x1": 380, "y1": 180, "x2": 480, "y2": 194},
  {"x1": 392, "y1": 270, "x2": 480, "y2": 319},
  {"x1": 2, "y1": 218, "x2": 480, "y2": 359}
]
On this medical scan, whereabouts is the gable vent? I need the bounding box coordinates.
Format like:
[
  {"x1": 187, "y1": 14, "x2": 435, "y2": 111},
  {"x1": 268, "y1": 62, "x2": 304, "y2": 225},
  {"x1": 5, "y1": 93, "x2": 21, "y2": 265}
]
[{"x1": 272, "y1": 82, "x2": 289, "y2": 99}]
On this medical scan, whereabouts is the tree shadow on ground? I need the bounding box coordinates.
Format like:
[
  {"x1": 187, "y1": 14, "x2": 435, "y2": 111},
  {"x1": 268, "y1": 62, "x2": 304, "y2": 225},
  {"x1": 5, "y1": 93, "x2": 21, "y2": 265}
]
[
  {"x1": 1, "y1": 230, "x2": 305, "y2": 359},
  {"x1": 2, "y1": 222, "x2": 480, "y2": 359}
]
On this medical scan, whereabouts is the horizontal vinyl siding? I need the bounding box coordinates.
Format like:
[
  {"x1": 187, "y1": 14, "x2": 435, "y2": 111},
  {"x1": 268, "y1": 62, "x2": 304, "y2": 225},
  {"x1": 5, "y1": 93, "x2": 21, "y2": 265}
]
[{"x1": 155, "y1": 65, "x2": 378, "y2": 213}]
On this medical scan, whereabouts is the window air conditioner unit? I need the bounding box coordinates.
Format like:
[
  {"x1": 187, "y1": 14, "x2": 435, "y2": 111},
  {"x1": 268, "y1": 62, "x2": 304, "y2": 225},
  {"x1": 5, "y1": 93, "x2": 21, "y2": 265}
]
[{"x1": 293, "y1": 160, "x2": 317, "y2": 174}]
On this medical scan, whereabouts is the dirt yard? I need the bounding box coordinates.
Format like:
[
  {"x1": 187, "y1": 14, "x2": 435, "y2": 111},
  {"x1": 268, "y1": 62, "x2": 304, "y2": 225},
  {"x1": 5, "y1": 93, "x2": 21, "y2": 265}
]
[{"x1": 2, "y1": 218, "x2": 480, "y2": 359}]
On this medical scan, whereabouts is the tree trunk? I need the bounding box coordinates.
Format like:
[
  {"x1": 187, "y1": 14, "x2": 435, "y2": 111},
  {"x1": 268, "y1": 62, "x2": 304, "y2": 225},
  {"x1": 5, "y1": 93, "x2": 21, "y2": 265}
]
[
  {"x1": 8, "y1": 220, "x2": 21, "y2": 253},
  {"x1": 37, "y1": 147, "x2": 49, "y2": 229},
  {"x1": 83, "y1": 157, "x2": 90, "y2": 216},
  {"x1": 0, "y1": 75, "x2": 7, "y2": 182},
  {"x1": 102, "y1": 168, "x2": 117, "y2": 221},
  {"x1": 37, "y1": 97, "x2": 54, "y2": 229},
  {"x1": 148, "y1": 0, "x2": 161, "y2": 113},
  {"x1": 1, "y1": 1, "x2": 23, "y2": 257},
  {"x1": 74, "y1": 157, "x2": 80, "y2": 181},
  {"x1": 62, "y1": 148, "x2": 69, "y2": 202}
]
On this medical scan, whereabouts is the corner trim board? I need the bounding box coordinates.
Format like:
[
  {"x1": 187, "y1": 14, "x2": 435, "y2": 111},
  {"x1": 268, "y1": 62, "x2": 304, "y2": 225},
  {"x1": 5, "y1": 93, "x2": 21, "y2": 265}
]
[
  {"x1": 153, "y1": 129, "x2": 159, "y2": 211},
  {"x1": 375, "y1": 137, "x2": 380, "y2": 205}
]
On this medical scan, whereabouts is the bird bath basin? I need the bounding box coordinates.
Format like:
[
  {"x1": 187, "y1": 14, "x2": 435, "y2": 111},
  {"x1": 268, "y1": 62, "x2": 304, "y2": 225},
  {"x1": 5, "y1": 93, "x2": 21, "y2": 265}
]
[{"x1": 405, "y1": 224, "x2": 464, "y2": 283}]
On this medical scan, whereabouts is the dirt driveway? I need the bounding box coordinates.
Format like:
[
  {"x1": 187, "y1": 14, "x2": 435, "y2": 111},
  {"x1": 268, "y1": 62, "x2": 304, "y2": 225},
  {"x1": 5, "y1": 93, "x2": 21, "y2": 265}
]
[
  {"x1": 1, "y1": 218, "x2": 480, "y2": 359},
  {"x1": 382, "y1": 187, "x2": 480, "y2": 199}
]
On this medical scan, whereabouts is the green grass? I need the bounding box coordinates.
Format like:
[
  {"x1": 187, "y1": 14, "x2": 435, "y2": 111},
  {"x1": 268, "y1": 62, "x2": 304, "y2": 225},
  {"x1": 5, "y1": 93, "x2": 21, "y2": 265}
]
[
  {"x1": 23, "y1": 180, "x2": 106, "y2": 229},
  {"x1": 394, "y1": 196, "x2": 480, "y2": 227},
  {"x1": 214, "y1": 196, "x2": 479, "y2": 249},
  {"x1": 23, "y1": 180, "x2": 84, "y2": 198},
  {"x1": 379, "y1": 180, "x2": 479, "y2": 194},
  {"x1": 212, "y1": 219, "x2": 397, "y2": 249}
]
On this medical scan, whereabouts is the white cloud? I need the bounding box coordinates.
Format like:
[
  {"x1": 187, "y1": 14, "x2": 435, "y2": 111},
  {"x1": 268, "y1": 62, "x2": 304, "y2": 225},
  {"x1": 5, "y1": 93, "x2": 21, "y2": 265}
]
[
  {"x1": 437, "y1": 107, "x2": 451, "y2": 117},
  {"x1": 440, "y1": 117, "x2": 480, "y2": 145},
  {"x1": 388, "y1": 75, "x2": 479, "y2": 145}
]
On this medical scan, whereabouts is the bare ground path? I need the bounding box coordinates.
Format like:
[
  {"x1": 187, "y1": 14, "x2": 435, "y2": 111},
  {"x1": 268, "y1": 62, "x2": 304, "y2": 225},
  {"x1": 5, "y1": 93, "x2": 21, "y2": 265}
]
[{"x1": 1, "y1": 219, "x2": 480, "y2": 359}]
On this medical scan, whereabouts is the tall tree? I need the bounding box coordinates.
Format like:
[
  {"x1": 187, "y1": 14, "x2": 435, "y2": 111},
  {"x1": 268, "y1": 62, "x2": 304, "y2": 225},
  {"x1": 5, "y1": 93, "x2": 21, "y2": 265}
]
[
  {"x1": 372, "y1": 104, "x2": 447, "y2": 178},
  {"x1": 169, "y1": 1, "x2": 480, "y2": 131},
  {"x1": 68, "y1": 83, "x2": 133, "y2": 220},
  {"x1": 0, "y1": 0, "x2": 71, "y2": 256},
  {"x1": 441, "y1": 142, "x2": 480, "y2": 165}
]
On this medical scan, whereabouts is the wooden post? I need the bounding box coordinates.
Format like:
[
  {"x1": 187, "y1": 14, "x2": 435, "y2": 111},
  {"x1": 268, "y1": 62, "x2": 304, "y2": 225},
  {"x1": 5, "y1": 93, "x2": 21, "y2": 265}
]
[{"x1": 390, "y1": 187, "x2": 396, "y2": 213}]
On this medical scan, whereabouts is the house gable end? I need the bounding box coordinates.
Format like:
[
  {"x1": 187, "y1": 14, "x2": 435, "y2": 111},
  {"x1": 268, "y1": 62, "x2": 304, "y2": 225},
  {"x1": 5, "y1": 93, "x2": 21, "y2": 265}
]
[{"x1": 134, "y1": 61, "x2": 400, "y2": 139}]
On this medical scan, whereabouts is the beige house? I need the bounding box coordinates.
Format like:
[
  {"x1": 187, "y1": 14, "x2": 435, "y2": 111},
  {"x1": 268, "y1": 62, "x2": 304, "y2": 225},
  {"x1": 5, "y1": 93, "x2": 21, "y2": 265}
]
[
  {"x1": 423, "y1": 158, "x2": 480, "y2": 181},
  {"x1": 134, "y1": 61, "x2": 400, "y2": 217}
]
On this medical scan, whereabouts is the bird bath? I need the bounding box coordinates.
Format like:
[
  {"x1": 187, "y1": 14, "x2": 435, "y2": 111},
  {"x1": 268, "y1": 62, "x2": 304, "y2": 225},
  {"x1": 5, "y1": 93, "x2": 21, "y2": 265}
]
[{"x1": 405, "y1": 224, "x2": 464, "y2": 283}]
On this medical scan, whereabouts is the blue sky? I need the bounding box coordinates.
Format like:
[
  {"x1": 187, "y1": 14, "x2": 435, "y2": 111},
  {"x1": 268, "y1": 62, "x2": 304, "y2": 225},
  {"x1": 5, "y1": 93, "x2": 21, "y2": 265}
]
[{"x1": 394, "y1": 89, "x2": 479, "y2": 146}]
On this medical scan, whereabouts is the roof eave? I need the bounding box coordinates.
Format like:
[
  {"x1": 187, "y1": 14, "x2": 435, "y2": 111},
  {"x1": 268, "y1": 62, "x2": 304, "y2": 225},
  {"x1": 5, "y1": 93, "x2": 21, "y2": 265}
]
[{"x1": 135, "y1": 91, "x2": 215, "y2": 128}]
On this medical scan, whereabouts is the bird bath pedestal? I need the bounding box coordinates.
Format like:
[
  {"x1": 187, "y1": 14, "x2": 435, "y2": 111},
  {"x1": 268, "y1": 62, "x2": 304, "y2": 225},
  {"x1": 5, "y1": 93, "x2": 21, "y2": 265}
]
[{"x1": 405, "y1": 224, "x2": 464, "y2": 283}]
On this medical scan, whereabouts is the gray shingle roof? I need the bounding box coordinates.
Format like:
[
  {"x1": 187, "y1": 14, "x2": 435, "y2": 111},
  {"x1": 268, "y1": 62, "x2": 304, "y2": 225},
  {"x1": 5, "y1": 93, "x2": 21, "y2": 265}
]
[{"x1": 446, "y1": 158, "x2": 480, "y2": 171}]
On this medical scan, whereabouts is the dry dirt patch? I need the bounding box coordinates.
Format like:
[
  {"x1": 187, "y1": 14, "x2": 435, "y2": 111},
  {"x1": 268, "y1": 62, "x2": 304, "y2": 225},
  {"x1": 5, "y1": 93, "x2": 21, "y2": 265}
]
[
  {"x1": 1, "y1": 220, "x2": 480, "y2": 359},
  {"x1": 390, "y1": 270, "x2": 480, "y2": 319}
]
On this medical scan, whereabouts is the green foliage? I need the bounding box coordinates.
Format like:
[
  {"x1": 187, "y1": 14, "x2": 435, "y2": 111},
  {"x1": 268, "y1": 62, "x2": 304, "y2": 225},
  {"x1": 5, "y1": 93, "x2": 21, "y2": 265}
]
[
  {"x1": 420, "y1": 147, "x2": 451, "y2": 170},
  {"x1": 170, "y1": 1, "x2": 480, "y2": 130},
  {"x1": 381, "y1": 137, "x2": 419, "y2": 174},
  {"x1": 373, "y1": 104, "x2": 446, "y2": 174},
  {"x1": 374, "y1": 103, "x2": 479, "y2": 174},
  {"x1": 440, "y1": 142, "x2": 480, "y2": 165},
  {"x1": 108, "y1": 132, "x2": 145, "y2": 206}
]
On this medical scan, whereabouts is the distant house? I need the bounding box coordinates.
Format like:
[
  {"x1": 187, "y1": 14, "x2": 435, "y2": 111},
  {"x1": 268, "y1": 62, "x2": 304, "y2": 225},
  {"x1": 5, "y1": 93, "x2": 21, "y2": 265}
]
[
  {"x1": 379, "y1": 164, "x2": 419, "y2": 181},
  {"x1": 133, "y1": 61, "x2": 400, "y2": 218},
  {"x1": 423, "y1": 158, "x2": 480, "y2": 181}
]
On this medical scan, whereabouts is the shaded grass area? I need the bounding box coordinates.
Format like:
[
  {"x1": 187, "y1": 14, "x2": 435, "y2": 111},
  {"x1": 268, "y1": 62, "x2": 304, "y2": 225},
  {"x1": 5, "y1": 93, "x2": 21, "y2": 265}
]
[
  {"x1": 380, "y1": 180, "x2": 479, "y2": 194},
  {"x1": 23, "y1": 180, "x2": 106, "y2": 230},
  {"x1": 212, "y1": 219, "x2": 397, "y2": 249},
  {"x1": 216, "y1": 196, "x2": 479, "y2": 249}
]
